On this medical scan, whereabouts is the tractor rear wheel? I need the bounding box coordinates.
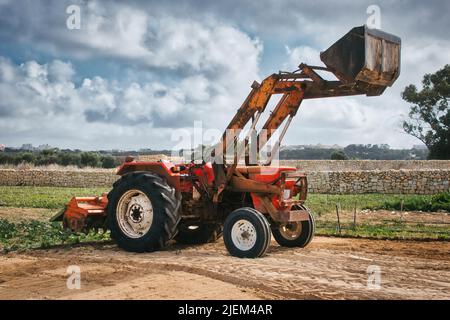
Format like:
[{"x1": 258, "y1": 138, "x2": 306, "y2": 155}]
[
  {"x1": 223, "y1": 207, "x2": 271, "y2": 258},
  {"x1": 272, "y1": 205, "x2": 315, "y2": 248},
  {"x1": 107, "y1": 172, "x2": 181, "y2": 252},
  {"x1": 175, "y1": 223, "x2": 222, "y2": 244}
]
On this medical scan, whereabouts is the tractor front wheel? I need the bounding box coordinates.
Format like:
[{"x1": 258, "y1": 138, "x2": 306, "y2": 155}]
[
  {"x1": 223, "y1": 207, "x2": 271, "y2": 258},
  {"x1": 272, "y1": 205, "x2": 315, "y2": 248}
]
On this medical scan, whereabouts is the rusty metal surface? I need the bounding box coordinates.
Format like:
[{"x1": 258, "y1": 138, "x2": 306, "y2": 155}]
[
  {"x1": 258, "y1": 196, "x2": 310, "y2": 222},
  {"x1": 320, "y1": 25, "x2": 401, "y2": 93},
  {"x1": 61, "y1": 194, "x2": 108, "y2": 232},
  {"x1": 257, "y1": 90, "x2": 304, "y2": 147},
  {"x1": 229, "y1": 175, "x2": 280, "y2": 194},
  {"x1": 211, "y1": 26, "x2": 401, "y2": 204},
  {"x1": 273, "y1": 210, "x2": 310, "y2": 222}
]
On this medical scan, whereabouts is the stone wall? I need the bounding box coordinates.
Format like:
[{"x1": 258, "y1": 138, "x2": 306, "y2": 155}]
[
  {"x1": 306, "y1": 170, "x2": 450, "y2": 194},
  {"x1": 280, "y1": 160, "x2": 450, "y2": 171},
  {"x1": 0, "y1": 169, "x2": 117, "y2": 188},
  {"x1": 0, "y1": 166, "x2": 449, "y2": 194}
]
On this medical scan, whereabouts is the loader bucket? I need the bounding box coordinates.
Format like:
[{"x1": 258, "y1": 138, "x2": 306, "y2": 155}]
[{"x1": 320, "y1": 25, "x2": 401, "y2": 95}]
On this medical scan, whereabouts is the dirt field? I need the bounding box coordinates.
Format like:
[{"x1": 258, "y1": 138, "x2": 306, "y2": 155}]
[
  {"x1": 0, "y1": 207, "x2": 53, "y2": 222},
  {"x1": 0, "y1": 236, "x2": 449, "y2": 300}
]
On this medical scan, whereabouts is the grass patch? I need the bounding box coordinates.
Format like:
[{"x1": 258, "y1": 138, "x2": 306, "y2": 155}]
[
  {"x1": 304, "y1": 193, "x2": 450, "y2": 215},
  {"x1": 0, "y1": 186, "x2": 109, "y2": 209},
  {"x1": 0, "y1": 219, "x2": 110, "y2": 252},
  {"x1": 0, "y1": 187, "x2": 112, "y2": 251},
  {"x1": 305, "y1": 193, "x2": 450, "y2": 240},
  {"x1": 315, "y1": 220, "x2": 450, "y2": 240},
  {"x1": 2, "y1": 187, "x2": 447, "y2": 213},
  {"x1": 366, "y1": 192, "x2": 450, "y2": 212},
  {"x1": 0, "y1": 186, "x2": 448, "y2": 249}
]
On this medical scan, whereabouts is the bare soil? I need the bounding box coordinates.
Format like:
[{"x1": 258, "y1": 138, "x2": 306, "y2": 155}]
[
  {"x1": 0, "y1": 207, "x2": 53, "y2": 222},
  {"x1": 0, "y1": 236, "x2": 449, "y2": 300}
]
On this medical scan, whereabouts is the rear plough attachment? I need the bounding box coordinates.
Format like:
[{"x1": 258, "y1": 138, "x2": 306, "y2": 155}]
[{"x1": 51, "y1": 193, "x2": 108, "y2": 233}]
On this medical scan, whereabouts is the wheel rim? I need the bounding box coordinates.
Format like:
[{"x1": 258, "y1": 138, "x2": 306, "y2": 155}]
[
  {"x1": 231, "y1": 219, "x2": 257, "y2": 251},
  {"x1": 279, "y1": 222, "x2": 302, "y2": 240},
  {"x1": 116, "y1": 189, "x2": 153, "y2": 238}
]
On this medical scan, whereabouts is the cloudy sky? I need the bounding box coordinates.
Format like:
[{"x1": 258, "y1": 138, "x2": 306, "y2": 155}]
[{"x1": 0, "y1": 0, "x2": 448, "y2": 150}]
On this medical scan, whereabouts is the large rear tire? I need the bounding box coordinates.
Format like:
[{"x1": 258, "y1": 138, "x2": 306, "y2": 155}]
[
  {"x1": 223, "y1": 207, "x2": 271, "y2": 258},
  {"x1": 272, "y1": 205, "x2": 315, "y2": 248},
  {"x1": 107, "y1": 172, "x2": 181, "y2": 252},
  {"x1": 175, "y1": 223, "x2": 222, "y2": 244}
]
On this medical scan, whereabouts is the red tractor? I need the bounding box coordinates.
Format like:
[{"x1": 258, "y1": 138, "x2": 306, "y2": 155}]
[{"x1": 54, "y1": 26, "x2": 401, "y2": 258}]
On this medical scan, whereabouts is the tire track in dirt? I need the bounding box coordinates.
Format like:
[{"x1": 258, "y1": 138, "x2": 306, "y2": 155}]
[{"x1": 1, "y1": 237, "x2": 449, "y2": 300}]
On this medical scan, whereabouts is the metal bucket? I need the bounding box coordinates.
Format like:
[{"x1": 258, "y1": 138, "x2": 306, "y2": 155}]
[{"x1": 320, "y1": 25, "x2": 401, "y2": 95}]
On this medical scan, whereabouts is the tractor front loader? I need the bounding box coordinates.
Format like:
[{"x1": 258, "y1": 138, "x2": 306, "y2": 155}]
[{"x1": 53, "y1": 26, "x2": 401, "y2": 258}]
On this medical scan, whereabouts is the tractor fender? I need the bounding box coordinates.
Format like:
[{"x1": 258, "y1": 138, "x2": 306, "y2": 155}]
[{"x1": 116, "y1": 161, "x2": 180, "y2": 190}]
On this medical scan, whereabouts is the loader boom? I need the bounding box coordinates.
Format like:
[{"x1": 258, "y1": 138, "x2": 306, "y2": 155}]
[{"x1": 212, "y1": 25, "x2": 401, "y2": 201}]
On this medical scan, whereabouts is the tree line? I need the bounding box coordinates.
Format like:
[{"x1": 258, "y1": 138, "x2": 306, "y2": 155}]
[
  {"x1": 0, "y1": 149, "x2": 121, "y2": 168},
  {"x1": 280, "y1": 144, "x2": 428, "y2": 160},
  {"x1": 0, "y1": 144, "x2": 429, "y2": 168}
]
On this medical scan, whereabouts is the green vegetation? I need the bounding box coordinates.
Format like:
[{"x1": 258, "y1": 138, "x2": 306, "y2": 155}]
[
  {"x1": 0, "y1": 149, "x2": 121, "y2": 168},
  {"x1": 0, "y1": 219, "x2": 110, "y2": 252},
  {"x1": 402, "y1": 64, "x2": 450, "y2": 159},
  {"x1": 368, "y1": 192, "x2": 450, "y2": 212},
  {"x1": 3, "y1": 187, "x2": 433, "y2": 213},
  {"x1": 315, "y1": 221, "x2": 450, "y2": 240},
  {"x1": 0, "y1": 186, "x2": 111, "y2": 251},
  {"x1": 305, "y1": 193, "x2": 444, "y2": 215},
  {"x1": 280, "y1": 144, "x2": 428, "y2": 160},
  {"x1": 1, "y1": 143, "x2": 429, "y2": 164},
  {"x1": 0, "y1": 186, "x2": 448, "y2": 251},
  {"x1": 0, "y1": 186, "x2": 109, "y2": 209},
  {"x1": 302, "y1": 193, "x2": 450, "y2": 240},
  {"x1": 330, "y1": 150, "x2": 349, "y2": 160}
]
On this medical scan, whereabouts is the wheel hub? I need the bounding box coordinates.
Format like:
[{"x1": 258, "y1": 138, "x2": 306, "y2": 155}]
[
  {"x1": 231, "y1": 220, "x2": 257, "y2": 251},
  {"x1": 117, "y1": 190, "x2": 154, "y2": 239},
  {"x1": 279, "y1": 222, "x2": 302, "y2": 239},
  {"x1": 129, "y1": 204, "x2": 143, "y2": 223}
]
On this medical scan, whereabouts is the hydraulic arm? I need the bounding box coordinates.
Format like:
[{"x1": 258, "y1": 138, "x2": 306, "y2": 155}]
[{"x1": 212, "y1": 25, "x2": 401, "y2": 200}]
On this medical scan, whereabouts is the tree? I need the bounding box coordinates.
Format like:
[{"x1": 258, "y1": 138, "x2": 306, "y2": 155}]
[
  {"x1": 57, "y1": 152, "x2": 74, "y2": 166},
  {"x1": 80, "y1": 152, "x2": 101, "y2": 168},
  {"x1": 100, "y1": 155, "x2": 118, "y2": 168},
  {"x1": 19, "y1": 152, "x2": 36, "y2": 164},
  {"x1": 402, "y1": 65, "x2": 450, "y2": 159},
  {"x1": 330, "y1": 150, "x2": 349, "y2": 160}
]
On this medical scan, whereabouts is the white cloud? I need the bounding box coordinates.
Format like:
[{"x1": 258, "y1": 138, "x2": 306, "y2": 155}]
[
  {"x1": 0, "y1": 1, "x2": 265, "y2": 149},
  {"x1": 0, "y1": 50, "x2": 262, "y2": 149},
  {"x1": 66, "y1": 2, "x2": 151, "y2": 60},
  {"x1": 31, "y1": 2, "x2": 263, "y2": 80},
  {"x1": 283, "y1": 45, "x2": 323, "y2": 70},
  {"x1": 0, "y1": 0, "x2": 448, "y2": 150},
  {"x1": 48, "y1": 60, "x2": 75, "y2": 82}
]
